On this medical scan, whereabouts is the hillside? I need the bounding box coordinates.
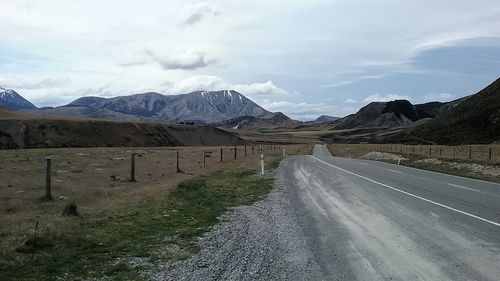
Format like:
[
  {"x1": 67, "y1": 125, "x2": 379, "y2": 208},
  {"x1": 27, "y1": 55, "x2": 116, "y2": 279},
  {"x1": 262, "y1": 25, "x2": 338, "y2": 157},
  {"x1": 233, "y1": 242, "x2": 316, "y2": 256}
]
[
  {"x1": 24, "y1": 90, "x2": 270, "y2": 123},
  {"x1": 398, "y1": 78, "x2": 500, "y2": 144},
  {"x1": 0, "y1": 118, "x2": 247, "y2": 149}
]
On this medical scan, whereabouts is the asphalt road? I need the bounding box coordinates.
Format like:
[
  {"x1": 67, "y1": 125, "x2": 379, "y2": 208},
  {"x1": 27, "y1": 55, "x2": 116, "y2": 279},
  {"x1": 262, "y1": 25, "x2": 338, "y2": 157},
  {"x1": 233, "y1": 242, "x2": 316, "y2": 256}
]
[{"x1": 283, "y1": 144, "x2": 500, "y2": 280}]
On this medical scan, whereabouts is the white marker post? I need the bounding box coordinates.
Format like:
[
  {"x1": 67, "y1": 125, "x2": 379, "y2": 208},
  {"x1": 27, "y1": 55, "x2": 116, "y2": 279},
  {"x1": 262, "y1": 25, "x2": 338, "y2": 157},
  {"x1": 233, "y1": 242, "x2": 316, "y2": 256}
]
[
  {"x1": 282, "y1": 145, "x2": 286, "y2": 157},
  {"x1": 261, "y1": 154, "x2": 265, "y2": 176}
]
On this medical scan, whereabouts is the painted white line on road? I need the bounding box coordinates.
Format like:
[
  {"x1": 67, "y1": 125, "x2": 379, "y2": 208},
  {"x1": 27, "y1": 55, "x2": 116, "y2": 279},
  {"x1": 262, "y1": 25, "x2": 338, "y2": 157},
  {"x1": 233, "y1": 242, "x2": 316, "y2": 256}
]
[
  {"x1": 360, "y1": 162, "x2": 369, "y2": 165},
  {"x1": 309, "y1": 155, "x2": 500, "y2": 228},
  {"x1": 385, "y1": 169, "x2": 403, "y2": 174},
  {"x1": 447, "y1": 183, "x2": 479, "y2": 192}
]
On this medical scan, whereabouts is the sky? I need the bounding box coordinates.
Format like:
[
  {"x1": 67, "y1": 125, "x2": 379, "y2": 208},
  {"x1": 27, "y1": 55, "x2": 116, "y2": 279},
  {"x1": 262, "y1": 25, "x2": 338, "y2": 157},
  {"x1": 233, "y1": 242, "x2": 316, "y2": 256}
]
[{"x1": 0, "y1": 0, "x2": 499, "y2": 120}]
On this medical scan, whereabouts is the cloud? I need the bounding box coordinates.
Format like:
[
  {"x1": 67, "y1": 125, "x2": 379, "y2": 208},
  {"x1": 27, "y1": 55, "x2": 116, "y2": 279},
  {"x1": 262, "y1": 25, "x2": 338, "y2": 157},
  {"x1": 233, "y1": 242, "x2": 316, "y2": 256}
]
[
  {"x1": 362, "y1": 94, "x2": 412, "y2": 103},
  {"x1": 123, "y1": 49, "x2": 215, "y2": 70},
  {"x1": 424, "y1": 92, "x2": 455, "y2": 102},
  {"x1": 162, "y1": 75, "x2": 288, "y2": 96},
  {"x1": 262, "y1": 100, "x2": 348, "y2": 120},
  {"x1": 344, "y1": 98, "x2": 359, "y2": 103},
  {"x1": 232, "y1": 81, "x2": 288, "y2": 96},
  {"x1": 0, "y1": 77, "x2": 69, "y2": 90},
  {"x1": 182, "y1": 3, "x2": 218, "y2": 25}
]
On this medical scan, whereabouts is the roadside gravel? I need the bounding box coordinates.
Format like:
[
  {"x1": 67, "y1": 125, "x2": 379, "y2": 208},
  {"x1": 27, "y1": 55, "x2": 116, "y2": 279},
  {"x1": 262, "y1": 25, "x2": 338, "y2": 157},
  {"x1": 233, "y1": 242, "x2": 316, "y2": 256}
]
[{"x1": 146, "y1": 159, "x2": 323, "y2": 281}]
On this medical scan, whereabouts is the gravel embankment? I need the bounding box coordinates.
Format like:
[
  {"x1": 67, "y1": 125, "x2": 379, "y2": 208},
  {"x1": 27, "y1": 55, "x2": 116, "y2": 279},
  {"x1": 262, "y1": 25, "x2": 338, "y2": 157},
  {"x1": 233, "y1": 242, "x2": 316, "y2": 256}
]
[{"x1": 147, "y1": 159, "x2": 323, "y2": 281}]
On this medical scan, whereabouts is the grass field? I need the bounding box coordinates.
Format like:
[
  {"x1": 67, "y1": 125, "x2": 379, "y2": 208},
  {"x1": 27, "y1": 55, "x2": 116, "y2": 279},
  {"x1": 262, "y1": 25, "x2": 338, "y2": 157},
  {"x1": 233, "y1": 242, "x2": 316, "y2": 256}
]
[{"x1": 0, "y1": 144, "x2": 310, "y2": 280}]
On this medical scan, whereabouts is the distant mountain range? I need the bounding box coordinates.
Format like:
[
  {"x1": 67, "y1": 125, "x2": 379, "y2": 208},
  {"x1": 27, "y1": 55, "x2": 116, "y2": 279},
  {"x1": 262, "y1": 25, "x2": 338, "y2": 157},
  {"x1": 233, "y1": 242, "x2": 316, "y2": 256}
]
[
  {"x1": 315, "y1": 115, "x2": 340, "y2": 123},
  {"x1": 0, "y1": 89, "x2": 275, "y2": 124},
  {"x1": 394, "y1": 77, "x2": 500, "y2": 144},
  {"x1": 217, "y1": 112, "x2": 298, "y2": 130},
  {"x1": 330, "y1": 98, "x2": 466, "y2": 130}
]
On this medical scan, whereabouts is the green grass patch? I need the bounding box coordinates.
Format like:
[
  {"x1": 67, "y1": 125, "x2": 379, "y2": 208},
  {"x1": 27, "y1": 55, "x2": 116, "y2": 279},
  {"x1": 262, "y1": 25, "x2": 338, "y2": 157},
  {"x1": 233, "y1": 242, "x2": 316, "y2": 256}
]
[{"x1": 1, "y1": 169, "x2": 276, "y2": 281}]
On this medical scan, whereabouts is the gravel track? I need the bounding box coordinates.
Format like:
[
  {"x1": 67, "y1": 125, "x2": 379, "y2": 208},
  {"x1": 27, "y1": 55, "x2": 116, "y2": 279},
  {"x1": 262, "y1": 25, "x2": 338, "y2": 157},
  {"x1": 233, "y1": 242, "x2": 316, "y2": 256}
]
[{"x1": 147, "y1": 160, "x2": 323, "y2": 281}]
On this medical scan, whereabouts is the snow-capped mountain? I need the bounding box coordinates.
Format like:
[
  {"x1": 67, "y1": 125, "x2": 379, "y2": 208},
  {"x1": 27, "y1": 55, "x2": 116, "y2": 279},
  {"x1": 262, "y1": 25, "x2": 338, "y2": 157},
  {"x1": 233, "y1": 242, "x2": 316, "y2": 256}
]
[
  {"x1": 54, "y1": 90, "x2": 271, "y2": 123},
  {"x1": 0, "y1": 87, "x2": 37, "y2": 110}
]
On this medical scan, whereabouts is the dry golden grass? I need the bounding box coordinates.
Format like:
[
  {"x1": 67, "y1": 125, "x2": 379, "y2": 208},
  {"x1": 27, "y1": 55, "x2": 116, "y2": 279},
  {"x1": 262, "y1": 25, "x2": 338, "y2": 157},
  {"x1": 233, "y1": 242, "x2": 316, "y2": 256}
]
[{"x1": 0, "y1": 144, "x2": 310, "y2": 266}]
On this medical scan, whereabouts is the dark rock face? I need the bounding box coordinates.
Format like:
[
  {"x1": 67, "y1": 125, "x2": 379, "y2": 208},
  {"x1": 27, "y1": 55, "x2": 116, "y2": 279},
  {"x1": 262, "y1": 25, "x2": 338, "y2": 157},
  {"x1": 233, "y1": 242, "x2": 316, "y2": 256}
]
[{"x1": 0, "y1": 88, "x2": 37, "y2": 110}]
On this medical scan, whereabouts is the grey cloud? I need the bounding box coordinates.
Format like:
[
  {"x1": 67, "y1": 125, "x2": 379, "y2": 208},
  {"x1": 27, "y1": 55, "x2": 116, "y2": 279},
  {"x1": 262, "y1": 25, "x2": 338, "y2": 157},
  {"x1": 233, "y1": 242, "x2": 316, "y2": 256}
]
[
  {"x1": 122, "y1": 49, "x2": 215, "y2": 70},
  {"x1": 183, "y1": 3, "x2": 218, "y2": 25}
]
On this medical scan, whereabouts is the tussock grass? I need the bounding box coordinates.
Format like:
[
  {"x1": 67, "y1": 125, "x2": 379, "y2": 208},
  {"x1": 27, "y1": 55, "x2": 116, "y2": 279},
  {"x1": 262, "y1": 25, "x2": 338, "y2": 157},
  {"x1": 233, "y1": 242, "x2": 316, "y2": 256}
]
[{"x1": 0, "y1": 145, "x2": 310, "y2": 280}]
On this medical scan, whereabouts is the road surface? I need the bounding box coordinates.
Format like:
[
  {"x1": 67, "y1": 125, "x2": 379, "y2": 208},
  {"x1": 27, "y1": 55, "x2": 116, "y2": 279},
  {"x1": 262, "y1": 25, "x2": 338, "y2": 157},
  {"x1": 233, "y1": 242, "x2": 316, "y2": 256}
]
[
  {"x1": 160, "y1": 144, "x2": 500, "y2": 281},
  {"x1": 285, "y1": 144, "x2": 500, "y2": 280}
]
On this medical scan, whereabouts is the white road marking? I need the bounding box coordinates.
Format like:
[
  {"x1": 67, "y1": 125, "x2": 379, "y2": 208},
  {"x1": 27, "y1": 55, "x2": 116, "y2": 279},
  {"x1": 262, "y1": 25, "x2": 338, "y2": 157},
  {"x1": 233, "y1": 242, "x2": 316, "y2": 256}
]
[
  {"x1": 385, "y1": 169, "x2": 403, "y2": 174},
  {"x1": 360, "y1": 162, "x2": 369, "y2": 165},
  {"x1": 447, "y1": 183, "x2": 479, "y2": 192},
  {"x1": 309, "y1": 155, "x2": 500, "y2": 228}
]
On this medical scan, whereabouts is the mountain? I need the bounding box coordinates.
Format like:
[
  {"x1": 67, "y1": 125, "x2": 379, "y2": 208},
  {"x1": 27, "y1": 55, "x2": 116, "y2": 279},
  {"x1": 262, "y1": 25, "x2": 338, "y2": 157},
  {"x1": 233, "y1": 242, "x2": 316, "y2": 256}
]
[
  {"x1": 315, "y1": 115, "x2": 340, "y2": 123},
  {"x1": 333, "y1": 98, "x2": 466, "y2": 130},
  {"x1": 0, "y1": 87, "x2": 37, "y2": 110},
  {"x1": 335, "y1": 100, "x2": 420, "y2": 129},
  {"x1": 217, "y1": 112, "x2": 297, "y2": 129},
  {"x1": 44, "y1": 90, "x2": 271, "y2": 123},
  {"x1": 397, "y1": 78, "x2": 500, "y2": 144}
]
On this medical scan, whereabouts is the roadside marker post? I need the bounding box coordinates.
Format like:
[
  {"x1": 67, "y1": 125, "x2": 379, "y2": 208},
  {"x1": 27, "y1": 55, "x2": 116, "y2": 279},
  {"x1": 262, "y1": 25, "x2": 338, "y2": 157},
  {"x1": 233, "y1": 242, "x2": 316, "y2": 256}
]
[
  {"x1": 282, "y1": 145, "x2": 286, "y2": 157},
  {"x1": 261, "y1": 154, "x2": 265, "y2": 176}
]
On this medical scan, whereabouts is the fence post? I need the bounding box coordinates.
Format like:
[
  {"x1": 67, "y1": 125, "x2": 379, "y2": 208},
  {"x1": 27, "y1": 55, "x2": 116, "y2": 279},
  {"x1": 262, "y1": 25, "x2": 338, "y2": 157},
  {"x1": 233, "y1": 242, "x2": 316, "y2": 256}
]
[
  {"x1": 130, "y1": 153, "x2": 136, "y2": 182},
  {"x1": 453, "y1": 147, "x2": 456, "y2": 158},
  {"x1": 203, "y1": 152, "x2": 206, "y2": 168},
  {"x1": 469, "y1": 146, "x2": 472, "y2": 159},
  {"x1": 429, "y1": 147, "x2": 432, "y2": 156},
  {"x1": 489, "y1": 147, "x2": 492, "y2": 161},
  {"x1": 261, "y1": 154, "x2": 265, "y2": 176},
  {"x1": 220, "y1": 148, "x2": 223, "y2": 162},
  {"x1": 252, "y1": 145, "x2": 254, "y2": 155},
  {"x1": 244, "y1": 146, "x2": 247, "y2": 156},
  {"x1": 176, "y1": 151, "x2": 180, "y2": 173},
  {"x1": 44, "y1": 158, "x2": 53, "y2": 200},
  {"x1": 234, "y1": 146, "x2": 237, "y2": 160}
]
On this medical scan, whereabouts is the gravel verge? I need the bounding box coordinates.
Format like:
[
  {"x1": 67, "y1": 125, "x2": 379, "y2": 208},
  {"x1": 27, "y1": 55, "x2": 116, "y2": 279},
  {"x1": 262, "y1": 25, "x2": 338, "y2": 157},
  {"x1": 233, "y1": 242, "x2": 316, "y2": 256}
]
[{"x1": 146, "y1": 159, "x2": 323, "y2": 281}]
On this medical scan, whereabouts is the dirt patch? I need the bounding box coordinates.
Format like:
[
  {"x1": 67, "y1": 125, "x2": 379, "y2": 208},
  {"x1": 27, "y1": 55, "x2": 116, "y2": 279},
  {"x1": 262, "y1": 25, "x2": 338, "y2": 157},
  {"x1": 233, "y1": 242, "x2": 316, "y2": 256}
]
[
  {"x1": 414, "y1": 158, "x2": 500, "y2": 177},
  {"x1": 361, "y1": 151, "x2": 408, "y2": 161}
]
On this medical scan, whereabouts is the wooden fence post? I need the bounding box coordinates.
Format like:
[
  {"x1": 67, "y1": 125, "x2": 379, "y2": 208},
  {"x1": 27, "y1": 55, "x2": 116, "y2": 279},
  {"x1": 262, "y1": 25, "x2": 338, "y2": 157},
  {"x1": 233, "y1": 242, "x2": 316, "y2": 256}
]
[
  {"x1": 453, "y1": 147, "x2": 456, "y2": 158},
  {"x1": 44, "y1": 158, "x2": 53, "y2": 200},
  {"x1": 130, "y1": 153, "x2": 136, "y2": 182},
  {"x1": 220, "y1": 148, "x2": 223, "y2": 162},
  {"x1": 489, "y1": 147, "x2": 492, "y2": 161},
  {"x1": 244, "y1": 146, "x2": 247, "y2": 156},
  {"x1": 469, "y1": 146, "x2": 472, "y2": 159},
  {"x1": 176, "y1": 151, "x2": 180, "y2": 173},
  {"x1": 252, "y1": 145, "x2": 254, "y2": 155},
  {"x1": 234, "y1": 146, "x2": 237, "y2": 160}
]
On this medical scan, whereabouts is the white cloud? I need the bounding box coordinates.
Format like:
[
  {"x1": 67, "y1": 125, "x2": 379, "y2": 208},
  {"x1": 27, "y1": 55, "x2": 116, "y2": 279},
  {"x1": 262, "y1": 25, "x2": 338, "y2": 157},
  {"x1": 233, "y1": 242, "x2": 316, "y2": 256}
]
[
  {"x1": 424, "y1": 92, "x2": 455, "y2": 102},
  {"x1": 162, "y1": 75, "x2": 288, "y2": 96},
  {"x1": 232, "y1": 81, "x2": 288, "y2": 96},
  {"x1": 122, "y1": 49, "x2": 216, "y2": 70},
  {"x1": 362, "y1": 94, "x2": 412, "y2": 103},
  {"x1": 0, "y1": 76, "x2": 69, "y2": 90},
  {"x1": 344, "y1": 98, "x2": 359, "y2": 103}
]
